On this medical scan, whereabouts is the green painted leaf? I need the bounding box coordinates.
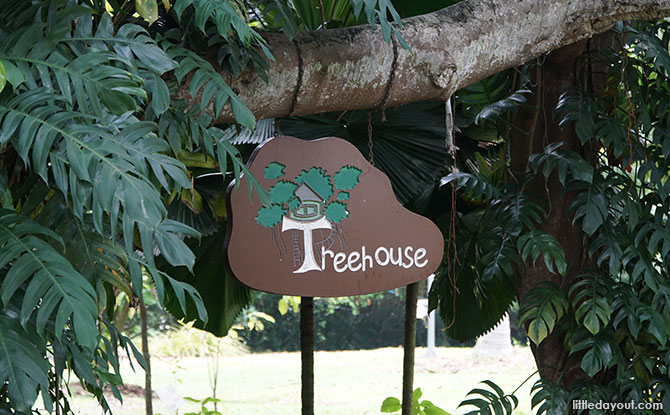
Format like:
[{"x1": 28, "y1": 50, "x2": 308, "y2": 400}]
[
  {"x1": 295, "y1": 167, "x2": 333, "y2": 201},
  {"x1": 337, "y1": 191, "x2": 349, "y2": 201},
  {"x1": 270, "y1": 180, "x2": 298, "y2": 204},
  {"x1": 333, "y1": 165, "x2": 362, "y2": 190},
  {"x1": 256, "y1": 204, "x2": 287, "y2": 228},
  {"x1": 288, "y1": 197, "x2": 300, "y2": 210},
  {"x1": 325, "y1": 201, "x2": 348, "y2": 223},
  {"x1": 264, "y1": 162, "x2": 286, "y2": 180}
]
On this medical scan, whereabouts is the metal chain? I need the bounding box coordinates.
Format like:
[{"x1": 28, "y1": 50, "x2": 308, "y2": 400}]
[
  {"x1": 367, "y1": 111, "x2": 374, "y2": 166},
  {"x1": 364, "y1": 31, "x2": 396, "y2": 167}
]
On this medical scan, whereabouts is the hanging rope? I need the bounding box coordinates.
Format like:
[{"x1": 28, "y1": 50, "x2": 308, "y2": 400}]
[
  {"x1": 366, "y1": 31, "x2": 398, "y2": 167},
  {"x1": 289, "y1": 39, "x2": 304, "y2": 117},
  {"x1": 444, "y1": 97, "x2": 460, "y2": 329},
  {"x1": 377, "y1": 32, "x2": 398, "y2": 111}
]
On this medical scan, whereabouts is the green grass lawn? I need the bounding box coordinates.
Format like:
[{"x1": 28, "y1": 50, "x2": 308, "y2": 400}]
[{"x1": 67, "y1": 346, "x2": 539, "y2": 415}]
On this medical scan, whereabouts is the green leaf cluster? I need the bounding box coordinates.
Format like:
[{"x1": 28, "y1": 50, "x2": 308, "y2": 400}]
[
  {"x1": 381, "y1": 388, "x2": 449, "y2": 415},
  {"x1": 0, "y1": 0, "x2": 303, "y2": 410},
  {"x1": 255, "y1": 164, "x2": 361, "y2": 227},
  {"x1": 432, "y1": 166, "x2": 567, "y2": 342},
  {"x1": 435, "y1": 19, "x2": 670, "y2": 414}
]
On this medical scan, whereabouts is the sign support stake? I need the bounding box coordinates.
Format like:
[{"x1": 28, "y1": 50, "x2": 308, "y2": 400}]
[
  {"x1": 401, "y1": 282, "x2": 419, "y2": 415},
  {"x1": 300, "y1": 296, "x2": 315, "y2": 415}
]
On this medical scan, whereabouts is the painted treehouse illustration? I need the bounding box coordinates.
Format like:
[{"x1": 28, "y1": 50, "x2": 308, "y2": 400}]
[{"x1": 256, "y1": 163, "x2": 362, "y2": 273}]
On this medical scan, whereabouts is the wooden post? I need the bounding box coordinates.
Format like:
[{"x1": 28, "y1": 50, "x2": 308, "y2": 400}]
[
  {"x1": 301, "y1": 296, "x2": 314, "y2": 415},
  {"x1": 139, "y1": 296, "x2": 153, "y2": 415},
  {"x1": 402, "y1": 283, "x2": 419, "y2": 415}
]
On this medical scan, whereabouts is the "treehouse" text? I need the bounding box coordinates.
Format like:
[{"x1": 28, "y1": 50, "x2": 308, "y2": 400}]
[{"x1": 320, "y1": 246, "x2": 428, "y2": 273}]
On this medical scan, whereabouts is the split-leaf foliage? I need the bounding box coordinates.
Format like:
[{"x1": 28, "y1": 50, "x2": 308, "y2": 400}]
[
  {"x1": 2, "y1": 0, "x2": 670, "y2": 414},
  {"x1": 430, "y1": 20, "x2": 670, "y2": 414},
  {"x1": 0, "y1": 0, "x2": 411, "y2": 412}
]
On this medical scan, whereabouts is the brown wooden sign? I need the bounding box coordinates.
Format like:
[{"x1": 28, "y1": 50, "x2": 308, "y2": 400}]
[{"x1": 225, "y1": 136, "x2": 444, "y2": 297}]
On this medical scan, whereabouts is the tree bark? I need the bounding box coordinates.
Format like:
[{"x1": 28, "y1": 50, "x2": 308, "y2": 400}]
[
  {"x1": 177, "y1": 0, "x2": 670, "y2": 123},
  {"x1": 401, "y1": 283, "x2": 419, "y2": 415},
  {"x1": 139, "y1": 296, "x2": 153, "y2": 415},
  {"x1": 300, "y1": 297, "x2": 314, "y2": 415},
  {"x1": 510, "y1": 33, "x2": 612, "y2": 386}
]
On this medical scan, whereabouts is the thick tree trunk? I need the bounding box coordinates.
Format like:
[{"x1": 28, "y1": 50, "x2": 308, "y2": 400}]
[
  {"x1": 510, "y1": 33, "x2": 612, "y2": 386},
  {"x1": 139, "y1": 296, "x2": 153, "y2": 415},
  {"x1": 401, "y1": 283, "x2": 419, "y2": 415},
  {"x1": 177, "y1": 0, "x2": 670, "y2": 123},
  {"x1": 300, "y1": 297, "x2": 314, "y2": 415}
]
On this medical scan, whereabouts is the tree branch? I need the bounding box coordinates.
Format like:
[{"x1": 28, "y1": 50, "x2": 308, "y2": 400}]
[{"x1": 176, "y1": 0, "x2": 670, "y2": 123}]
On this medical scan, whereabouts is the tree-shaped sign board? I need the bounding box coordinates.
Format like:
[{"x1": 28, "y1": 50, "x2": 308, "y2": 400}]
[{"x1": 225, "y1": 136, "x2": 444, "y2": 296}]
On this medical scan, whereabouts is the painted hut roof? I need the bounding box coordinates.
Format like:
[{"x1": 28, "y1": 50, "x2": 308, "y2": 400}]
[{"x1": 295, "y1": 183, "x2": 324, "y2": 202}]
